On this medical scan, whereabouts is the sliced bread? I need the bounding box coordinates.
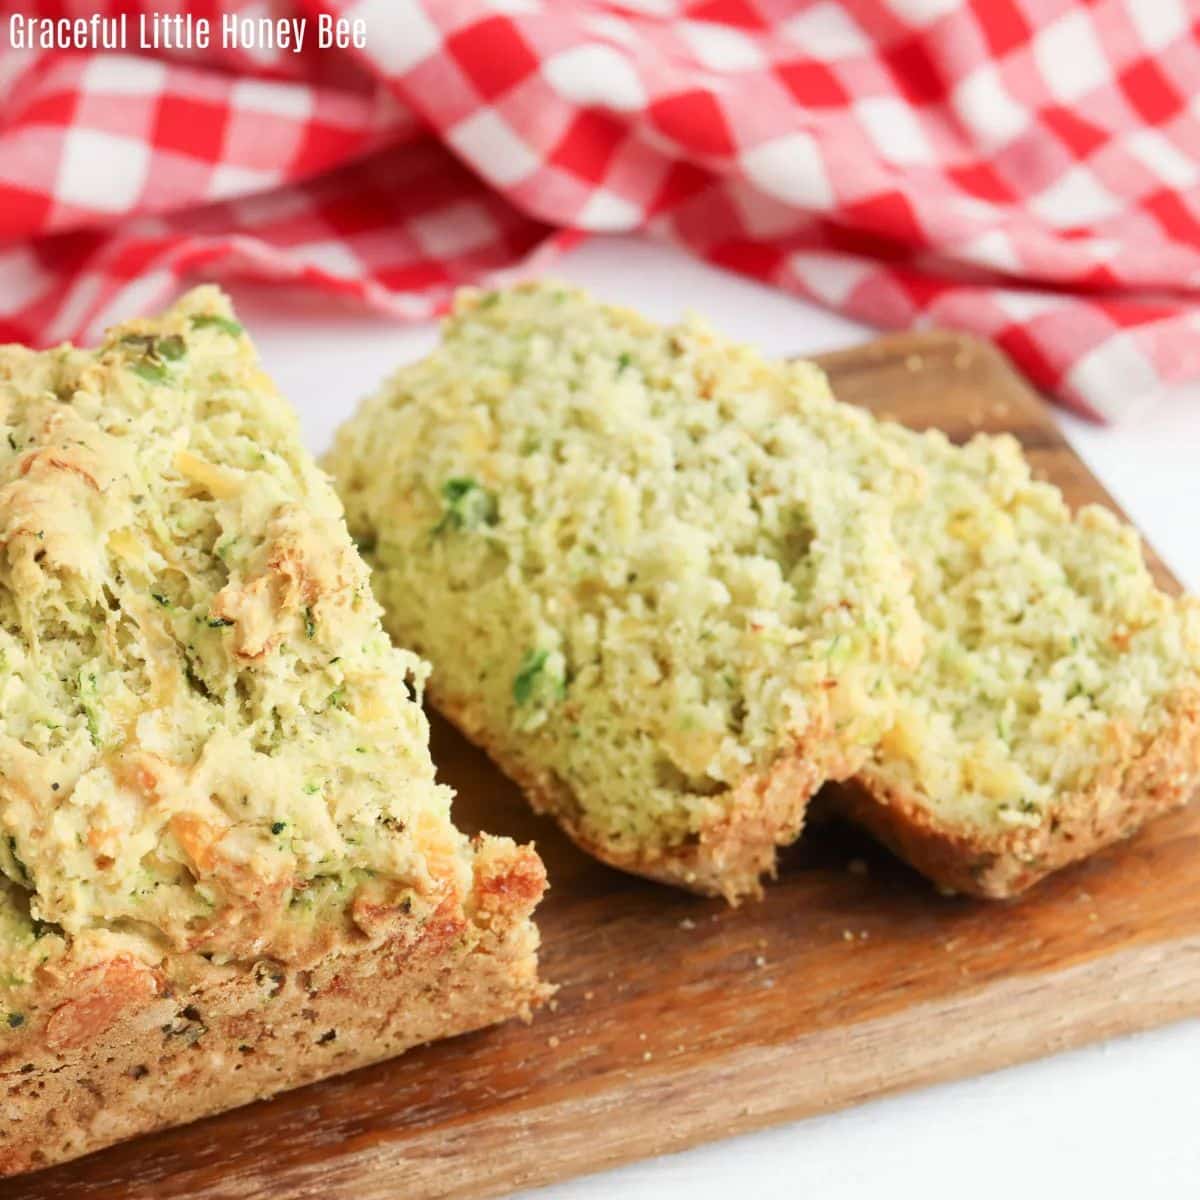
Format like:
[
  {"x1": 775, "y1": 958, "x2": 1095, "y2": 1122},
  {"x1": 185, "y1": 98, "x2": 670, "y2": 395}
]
[
  {"x1": 328, "y1": 283, "x2": 923, "y2": 901},
  {"x1": 839, "y1": 426, "x2": 1200, "y2": 896}
]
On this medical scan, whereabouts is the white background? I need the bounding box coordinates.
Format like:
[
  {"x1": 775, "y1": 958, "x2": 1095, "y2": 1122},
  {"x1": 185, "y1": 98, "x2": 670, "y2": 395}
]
[{"x1": 210, "y1": 235, "x2": 1200, "y2": 1199}]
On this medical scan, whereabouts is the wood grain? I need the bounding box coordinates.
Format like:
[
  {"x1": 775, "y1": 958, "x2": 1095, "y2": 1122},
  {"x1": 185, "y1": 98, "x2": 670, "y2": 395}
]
[{"x1": 11, "y1": 332, "x2": 1199, "y2": 1200}]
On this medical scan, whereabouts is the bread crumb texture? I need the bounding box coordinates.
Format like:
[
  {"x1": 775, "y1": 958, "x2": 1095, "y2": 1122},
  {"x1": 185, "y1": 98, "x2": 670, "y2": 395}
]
[
  {"x1": 0, "y1": 288, "x2": 545, "y2": 1055},
  {"x1": 855, "y1": 423, "x2": 1200, "y2": 888},
  {"x1": 328, "y1": 283, "x2": 923, "y2": 893},
  {"x1": 330, "y1": 281, "x2": 1200, "y2": 898}
]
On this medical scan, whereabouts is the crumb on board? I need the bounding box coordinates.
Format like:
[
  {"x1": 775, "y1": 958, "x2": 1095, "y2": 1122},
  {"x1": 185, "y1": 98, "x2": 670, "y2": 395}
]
[
  {"x1": 905, "y1": 353, "x2": 923, "y2": 372},
  {"x1": 548, "y1": 1036, "x2": 560, "y2": 1048},
  {"x1": 679, "y1": 917, "x2": 696, "y2": 931}
]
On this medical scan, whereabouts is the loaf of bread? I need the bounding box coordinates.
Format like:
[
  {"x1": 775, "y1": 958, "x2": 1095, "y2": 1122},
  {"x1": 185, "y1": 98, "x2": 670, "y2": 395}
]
[
  {"x1": 838, "y1": 426, "x2": 1200, "y2": 896},
  {"x1": 328, "y1": 283, "x2": 923, "y2": 901},
  {"x1": 0, "y1": 289, "x2": 548, "y2": 1176}
]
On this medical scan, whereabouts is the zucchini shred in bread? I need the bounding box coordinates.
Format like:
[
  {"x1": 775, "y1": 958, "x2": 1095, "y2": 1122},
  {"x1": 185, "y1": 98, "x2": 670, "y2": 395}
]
[
  {"x1": 0, "y1": 289, "x2": 548, "y2": 1176},
  {"x1": 329, "y1": 283, "x2": 924, "y2": 901},
  {"x1": 837, "y1": 427, "x2": 1200, "y2": 897}
]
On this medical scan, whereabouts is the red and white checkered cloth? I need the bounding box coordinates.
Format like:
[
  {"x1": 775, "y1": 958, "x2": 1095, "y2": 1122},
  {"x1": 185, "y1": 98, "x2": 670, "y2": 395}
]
[{"x1": 3, "y1": 1, "x2": 1199, "y2": 420}]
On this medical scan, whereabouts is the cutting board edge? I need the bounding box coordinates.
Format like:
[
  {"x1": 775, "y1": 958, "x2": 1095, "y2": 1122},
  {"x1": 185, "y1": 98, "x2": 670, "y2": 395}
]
[{"x1": 163, "y1": 933, "x2": 1200, "y2": 1200}]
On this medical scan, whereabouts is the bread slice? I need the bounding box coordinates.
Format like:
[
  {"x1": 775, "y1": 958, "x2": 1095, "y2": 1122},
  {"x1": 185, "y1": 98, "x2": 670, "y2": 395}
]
[
  {"x1": 327, "y1": 283, "x2": 923, "y2": 901},
  {"x1": 837, "y1": 427, "x2": 1200, "y2": 897},
  {"x1": 0, "y1": 289, "x2": 548, "y2": 1175}
]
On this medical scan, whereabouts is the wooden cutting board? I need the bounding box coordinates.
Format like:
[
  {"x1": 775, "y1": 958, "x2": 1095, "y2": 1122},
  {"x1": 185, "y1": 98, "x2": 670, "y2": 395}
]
[{"x1": 16, "y1": 332, "x2": 1200, "y2": 1200}]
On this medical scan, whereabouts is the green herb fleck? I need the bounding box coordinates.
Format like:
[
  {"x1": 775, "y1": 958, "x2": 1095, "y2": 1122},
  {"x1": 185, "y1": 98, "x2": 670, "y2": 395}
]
[
  {"x1": 435, "y1": 477, "x2": 498, "y2": 535},
  {"x1": 79, "y1": 670, "x2": 101, "y2": 746},
  {"x1": 327, "y1": 687, "x2": 346, "y2": 710},
  {"x1": 304, "y1": 607, "x2": 316, "y2": 640},
  {"x1": 271, "y1": 821, "x2": 286, "y2": 835},
  {"x1": 131, "y1": 360, "x2": 169, "y2": 384},
  {"x1": 151, "y1": 592, "x2": 170, "y2": 608},
  {"x1": 6, "y1": 1012, "x2": 24, "y2": 1029},
  {"x1": 513, "y1": 650, "x2": 548, "y2": 705},
  {"x1": 207, "y1": 616, "x2": 234, "y2": 628},
  {"x1": 190, "y1": 313, "x2": 243, "y2": 337},
  {"x1": 157, "y1": 334, "x2": 186, "y2": 361},
  {"x1": 513, "y1": 649, "x2": 565, "y2": 706},
  {"x1": 119, "y1": 331, "x2": 188, "y2": 382},
  {"x1": 616, "y1": 351, "x2": 633, "y2": 373}
]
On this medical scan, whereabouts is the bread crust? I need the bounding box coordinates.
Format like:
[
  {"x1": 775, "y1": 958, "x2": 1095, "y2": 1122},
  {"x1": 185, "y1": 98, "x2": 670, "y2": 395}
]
[
  {"x1": 431, "y1": 685, "x2": 829, "y2": 903},
  {"x1": 836, "y1": 693, "x2": 1200, "y2": 898},
  {"x1": 0, "y1": 842, "x2": 549, "y2": 1177}
]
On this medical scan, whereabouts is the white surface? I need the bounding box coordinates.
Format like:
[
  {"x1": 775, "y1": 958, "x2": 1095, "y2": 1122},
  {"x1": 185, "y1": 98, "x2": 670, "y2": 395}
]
[{"x1": 205, "y1": 236, "x2": 1200, "y2": 1198}]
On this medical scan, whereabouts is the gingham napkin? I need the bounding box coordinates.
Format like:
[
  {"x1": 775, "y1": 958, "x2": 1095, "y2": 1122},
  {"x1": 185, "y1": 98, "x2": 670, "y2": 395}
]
[{"x1": 2, "y1": 1, "x2": 1198, "y2": 420}]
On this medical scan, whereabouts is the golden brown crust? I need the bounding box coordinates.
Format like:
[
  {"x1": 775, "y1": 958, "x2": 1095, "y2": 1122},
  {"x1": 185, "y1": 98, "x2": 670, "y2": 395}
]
[
  {"x1": 836, "y1": 696, "x2": 1200, "y2": 898},
  {"x1": 0, "y1": 842, "x2": 549, "y2": 1178},
  {"x1": 431, "y1": 685, "x2": 822, "y2": 903}
]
